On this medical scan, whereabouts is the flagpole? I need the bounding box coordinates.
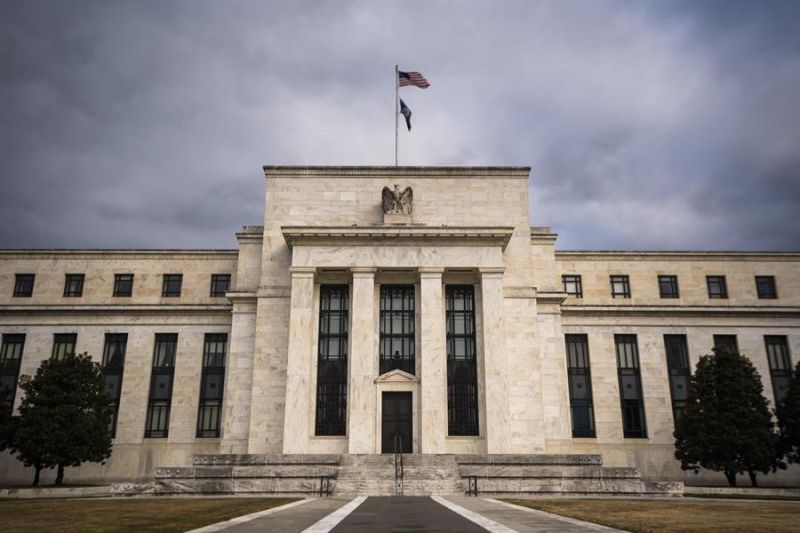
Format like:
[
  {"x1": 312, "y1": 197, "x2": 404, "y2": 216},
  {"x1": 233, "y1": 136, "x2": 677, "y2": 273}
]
[{"x1": 395, "y1": 64, "x2": 399, "y2": 166}]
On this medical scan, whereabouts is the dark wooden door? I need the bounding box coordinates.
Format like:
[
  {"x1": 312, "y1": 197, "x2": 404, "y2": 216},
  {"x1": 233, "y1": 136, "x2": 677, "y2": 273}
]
[{"x1": 381, "y1": 392, "x2": 412, "y2": 453}]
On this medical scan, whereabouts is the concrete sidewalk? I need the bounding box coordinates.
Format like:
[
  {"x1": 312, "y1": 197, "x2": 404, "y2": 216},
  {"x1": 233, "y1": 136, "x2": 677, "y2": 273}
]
[
  {"x1": 442, "y1": 496, "x2": 627, "y2": 533},
  {"x1": 212, "y1": 497, "x2": 353, "y2": 532}
]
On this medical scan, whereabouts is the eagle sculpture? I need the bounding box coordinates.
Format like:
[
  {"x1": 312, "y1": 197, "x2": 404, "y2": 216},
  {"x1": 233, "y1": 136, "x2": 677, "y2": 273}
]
[{"x1": 381, "y1": 184, "x2": 413, "y2": 215}]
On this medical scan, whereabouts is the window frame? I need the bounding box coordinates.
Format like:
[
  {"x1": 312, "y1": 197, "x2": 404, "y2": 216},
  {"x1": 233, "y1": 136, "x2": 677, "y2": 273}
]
[
  {"x1": 113, "y1": 274, "x2": 134, "y2": 297},
  {"x1": 658, "y1": 275, "x2": 679, "y2": 299},
  {"x1": 63, "y1": 273, "x2": 85, "y2": 297},
  {"x1": 765, "y1": 336, "x2": 792, "y2": 404},
  {"x1": 446, "y1": 285, "x2": 479, "y2": 437},
  {"x1": 13, "y1": 274, "x2": 35, "y2": 297},
  {"x1": 664, "y1": 334, "x2": 691, "y2": 425},
  {"x1": 706, "y1": 275, "x2": 728, "y2": 299},
  {"x1": 610, "y1": 275, "x2": 631, "y2": 299},
  {"x1": 615, "y1": 334, "x2": 647, "y2": 438},
  {"x1": 755, "y1": 276, "x2": 777, "y2": 299},
  {"x1": 210, "y1": 274, "x2": 231, "y2": 298},
  {"x1": 713, "y1": 334, "x2": 739, "y2": 354},
  {"x1": 102, "y1": 333, "x2": 127, "y2": 439},
  {"x1": 144, "y1": 333, "x2": 178, "y2": 438},
  {"x1": 562, "y1": 275, "x2": 583, "y2": 298},
  {"x1": 0, "y1": 333, "x2": 25, "y2": 414},
  {"x1": 52, "y1": 333, "x2": 77, "y2": 360},
  {"x1": 315, "y1": 285, "x2": 350, "y2": 436},
  {"x1": 379, "y1": 285, "x2": 416, "y2": 375},
  {"x1": 197, "y1": 333, "x2": 227, "y2": 438},
  {"x1": 565, "y1": 334, "x2": 596, "y2": 438},
  {"x1": 161, "y1": 274, "x2": 183, "y2": 297}
]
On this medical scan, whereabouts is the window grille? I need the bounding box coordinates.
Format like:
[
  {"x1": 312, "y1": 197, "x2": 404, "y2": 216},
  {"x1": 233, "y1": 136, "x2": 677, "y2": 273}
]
[
  {"x1": 315, "y1": 285, "x2": 349, "y2": 436},
  {"x1": 446, "y1": 285, "x2": 479, "y2": 436},
  {"x1": 380, "y1": 285, "x2": 415, "y2": 375},
  {"x1": 565, "y1": 334, "x2": 596, "y2": 437}
]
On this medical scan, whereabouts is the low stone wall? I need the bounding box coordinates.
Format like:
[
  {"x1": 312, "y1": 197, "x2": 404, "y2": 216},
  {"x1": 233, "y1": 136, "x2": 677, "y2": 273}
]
[
  {"x1": 684, "y1": 486, "x2": 800, "y2": 499},
  {"x1": 0, "y1": 485, "x2": 114, "y2": 499}
]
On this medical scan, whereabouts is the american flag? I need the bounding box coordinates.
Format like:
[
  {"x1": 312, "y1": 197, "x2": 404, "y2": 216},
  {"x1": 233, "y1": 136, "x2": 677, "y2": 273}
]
[{"x1": 398, "y1": 70, "x2": 430, "y2": 89}]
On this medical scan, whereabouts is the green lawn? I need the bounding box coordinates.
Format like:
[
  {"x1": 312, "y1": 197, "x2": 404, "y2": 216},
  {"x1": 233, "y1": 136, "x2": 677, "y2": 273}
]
[
  {"x1": 503, "y1": 498, "x2": 800, "y2": 533},
  {"x1": 0, "y1": 497, "x2": 300, "y2": 533}
]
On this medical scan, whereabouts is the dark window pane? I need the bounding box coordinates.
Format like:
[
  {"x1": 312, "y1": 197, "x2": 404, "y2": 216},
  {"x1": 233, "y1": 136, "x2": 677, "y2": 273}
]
[
  {"x1": 210, "y1": 274, "x2": 231, "y2": 297},
  {"x1": 756, "y1": 276, "x2": 777, "y2": 299},
  {"x1": 162, "y1": 274, "x2": 182, "y2": 297},
  {"x1": 379, "y1": 285, "x2": 415, "y2": 375},
  {"x1": 713, "y1": 335, "x2": 738, "y2": 354},
  {"x1": 52, "y1": 333, "x2": 77, "y2": 359},
  {"x1": 0, "y1": 334, "x2": 25, "y2": 413},
  {"x1": 197, "y1": 333, "x2": 227, "y2": 437},
  {"x1": 101, "y1": 333, "x2": 127, "y2": 438},
  {"x1": 315, "y1": 285, "x2": 349, "y2": 436},
  {"x1": 146, "y1": 334, "x2": 177, "y2": 438},
  {"x1": 658, "y1": 276, "x2": 679, "y2": 298},
  {"x1": 765, "y1": 336, "x2": 792, "y2": 404},
  {"x1": 446, "y1": 285, "x2": 479, "y2": 436},
  {"x1": 706, "y1": 276, "x2": 728, "y2": 298},
  {"x1": 664, "y1": 334, "x2": 691, "y2": 426},
  {"x1": 615, "y1": 334, "x2": 647, "y2": 438},
  {"x1": 13, "y1": 274, "x2": 34, "y2": 297},
  {"x1": 565, "y1": 334, "x2": 596, "y2": 438},
  {"x1": 113, "y1": 274, "x2": 134, "y2": 297},
  {"x1": 63, "y1": 274, "x2": 85, "y2": 297}
]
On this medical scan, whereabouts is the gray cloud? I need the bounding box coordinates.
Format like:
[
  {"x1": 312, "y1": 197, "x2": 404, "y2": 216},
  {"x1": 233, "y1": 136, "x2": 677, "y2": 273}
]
[{"x1": 1, "y1": 0, "x2": 798, "y2": 250}]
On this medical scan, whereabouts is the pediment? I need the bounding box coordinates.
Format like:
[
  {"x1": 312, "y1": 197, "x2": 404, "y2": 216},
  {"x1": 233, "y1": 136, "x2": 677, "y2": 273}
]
[{"x1": 374, "y1": 369, "x2": 420, "y2": 383}]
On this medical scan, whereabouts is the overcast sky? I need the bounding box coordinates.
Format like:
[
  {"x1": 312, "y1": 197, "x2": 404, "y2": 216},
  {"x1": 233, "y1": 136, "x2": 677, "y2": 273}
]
[{"x1": 1, "y1": 0, "x2": 799, "y2": 250}]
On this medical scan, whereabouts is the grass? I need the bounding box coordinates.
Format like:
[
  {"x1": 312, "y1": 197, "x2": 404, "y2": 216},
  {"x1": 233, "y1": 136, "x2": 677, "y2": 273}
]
[
  {"x1": 0, "y1": 497, "x2": 300, "y2": 533},
  {"x1": 503, "y1": 498, "x2": 800, "y2": 533}
]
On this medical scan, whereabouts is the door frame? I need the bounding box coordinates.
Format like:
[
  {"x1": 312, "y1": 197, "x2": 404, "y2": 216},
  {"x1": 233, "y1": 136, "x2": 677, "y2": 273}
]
[{"x1": 373, "y1": 369, "x2": 419, "y2": 454}]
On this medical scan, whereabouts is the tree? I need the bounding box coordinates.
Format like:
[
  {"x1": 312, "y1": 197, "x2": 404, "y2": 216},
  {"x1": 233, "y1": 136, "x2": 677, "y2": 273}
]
[
  {"x1": 9, "y1": 353, "x2": 113, "y2": 486},
  {"x1": 674, "y1": 347, "x2": 782, "y2": 487},
  {"x1": 777, "y1": 360, "x2": 800, "y2": 464}
]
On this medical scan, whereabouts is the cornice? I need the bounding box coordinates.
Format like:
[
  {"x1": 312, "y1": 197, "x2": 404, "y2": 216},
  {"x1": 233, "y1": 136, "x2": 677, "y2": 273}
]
[
  {"x1": 0, "y1": 250, "x2": 238, "y2": 260},
  {"x1": 556, "y1": 251, "x2": 800, "y2": 262},
  {"x1": 263, "y1": 166, "x2": 530, "y2": 179},
  {"x1": 562, "y1": 304, "x2": 800, "y2": 318},
  {"x1": 281, "y1": 225, "x2": 514, "y2": 251},
  {"x1": 0, "y1": 304, "x2": 232, "y2": 315}
]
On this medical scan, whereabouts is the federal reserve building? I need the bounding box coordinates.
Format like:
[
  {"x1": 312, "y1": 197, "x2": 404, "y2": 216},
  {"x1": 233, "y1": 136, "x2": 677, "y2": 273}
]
[{"x1": 1, "y1": 166, "x2": 798, "y2": 494}]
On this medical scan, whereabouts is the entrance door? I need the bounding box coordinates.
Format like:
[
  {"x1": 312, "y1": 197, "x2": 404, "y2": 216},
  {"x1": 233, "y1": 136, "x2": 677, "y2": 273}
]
[{"x1": 381, "y1": 392, "x2": 412, "y2": 453}]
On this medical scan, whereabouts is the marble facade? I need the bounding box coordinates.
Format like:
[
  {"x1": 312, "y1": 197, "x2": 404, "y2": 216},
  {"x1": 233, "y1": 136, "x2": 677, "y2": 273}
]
[{"x1": 1, "y1": 166, "x2": 799, "y2": 487}]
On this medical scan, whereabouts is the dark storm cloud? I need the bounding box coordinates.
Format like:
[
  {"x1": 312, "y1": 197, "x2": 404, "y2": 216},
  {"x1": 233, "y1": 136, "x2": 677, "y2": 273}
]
[{"x1": 1, "y1": 0, "x2": 798, "y2": 250}]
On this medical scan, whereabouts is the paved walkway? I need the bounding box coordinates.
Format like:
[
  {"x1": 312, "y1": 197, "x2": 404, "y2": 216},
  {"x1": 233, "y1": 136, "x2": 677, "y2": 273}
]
[{"x1": 194, "y1": 496, "x2": 625, "y2": 532}]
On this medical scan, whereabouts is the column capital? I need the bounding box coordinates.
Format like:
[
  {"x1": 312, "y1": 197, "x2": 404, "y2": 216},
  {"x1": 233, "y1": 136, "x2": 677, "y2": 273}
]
[
  {"x1": 418, "y1": 267, "x2": 445, "y2": 277},
  {"x1": 350, "y1": 267, "x2": 378, "y2": 277},
  {"x1": 289, "y1": 266, "x2": 317, "y2": 279},
  {"x1": 479, "y1": 267, "x2": 505, "y2": 277}
]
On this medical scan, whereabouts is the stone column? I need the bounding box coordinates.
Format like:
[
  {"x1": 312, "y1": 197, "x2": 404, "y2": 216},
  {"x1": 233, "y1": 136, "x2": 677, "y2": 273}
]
[
  {"x1": 419, "y1": 267, "x2": 447, "y2": 453},
  {"x1": 220, "y1": 295, "x2": 257, "y2": 453},
  {"x1": 281, "y1": 267, "x2": 317, "y2": 453},
  {"x1": 348, "y1": 268, "x2": 377, "y2": 453},
  {"x1": 480, "y1": 267, "x2": 511, "y2": 454}
]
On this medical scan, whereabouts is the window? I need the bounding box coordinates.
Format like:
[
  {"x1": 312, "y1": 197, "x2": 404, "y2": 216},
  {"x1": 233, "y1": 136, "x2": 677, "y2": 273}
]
[
  {"x1": 197, "y1": 333, "x2": 227, "y2": 438},
  {"x1": 63, "y1": 274, "x2": 85, "y2": 297},
  {"x1": 13, "y1": 274, "x2": 34, "y2": 297},
  {"x1": 615, "y1": 334, "x2": 647, "y2": 438},
  {"x1": 162, "y1": 274, "x2": 182, "y2": 297},
  {"x1": 52, "y1": 333, "x2": 77, "y2": 360},
  {"x1": 610, "y1": 275, "x2": 631, "y2": 298},
  {"x1": 664, "y1": 335, "x2": 691, "y2": 425},
  {"x1": 562, "y1": 275, "x2": 583, "y2": 298},
  {"x1": 765, "y1": 336, "x2": 792, "y2": 404},
  {"x1": 379, "y1": 285, "x2": 415, "y2": 375},
  {"x1": 756, "y1": 276, "x2": 777, "y2": 299},
  {"x1": 210, "y1": 274, "x2": 231, "y2": 297},
  {"x1": 446, "y1": 285, "x2": 479, "y2": 436},
  {"x1": 706, "y1": 276, "x2": 728, "y2": 299},
  {"x1": 658, "y1": 276, "x2": 679, "y2": 299},
  {"x1": 145, "y1": 334, "x2": 177, "y2": 438},
  {"x1": 0, "y1": 334, "x2": 25, "y2": 414},
  {"x1": 113, "y1": 274, "x2": 134, "y2": 297},
  {"x1": 565, "y1": 334, "x2": 595, "y2": 438},
  {"x1": 102, "y1": 333, "x2": 127, "y2": 438},
  {"x1": 315, "y1": 285, "x2": 349, "y2": 436},
  {"x1": 713, "y1": 334, "x2": 738, "y2": 354}
]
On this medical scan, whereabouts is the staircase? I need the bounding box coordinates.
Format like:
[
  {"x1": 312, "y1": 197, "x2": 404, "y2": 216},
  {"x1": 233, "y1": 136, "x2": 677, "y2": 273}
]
[{"x1": 335, "y1": 454, "x2": 396, "y2": 496}]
